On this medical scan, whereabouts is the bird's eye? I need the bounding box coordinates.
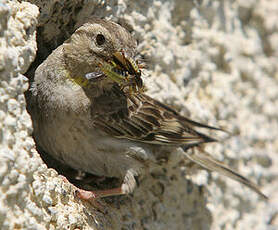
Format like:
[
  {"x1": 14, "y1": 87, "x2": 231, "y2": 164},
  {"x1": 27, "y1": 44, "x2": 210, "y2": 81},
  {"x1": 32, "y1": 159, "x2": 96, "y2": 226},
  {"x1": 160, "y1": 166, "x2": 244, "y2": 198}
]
[{"x1": 96, "y1": 34, "x2": 106, "y2": 46}]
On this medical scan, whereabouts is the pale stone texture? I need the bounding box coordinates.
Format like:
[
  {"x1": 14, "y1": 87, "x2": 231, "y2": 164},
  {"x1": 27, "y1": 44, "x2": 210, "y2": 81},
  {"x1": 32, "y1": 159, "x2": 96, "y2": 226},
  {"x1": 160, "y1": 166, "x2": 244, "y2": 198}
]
[{"x1": 0, "y1": 0, "x2": 277, "y2": 230}]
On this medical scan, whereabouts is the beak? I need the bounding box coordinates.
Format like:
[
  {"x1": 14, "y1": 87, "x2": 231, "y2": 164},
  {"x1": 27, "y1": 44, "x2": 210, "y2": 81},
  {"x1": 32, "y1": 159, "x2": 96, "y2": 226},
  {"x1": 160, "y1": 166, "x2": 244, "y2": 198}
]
[
  {"x1": 112, "y1": 51, "x2": 127, "y2": 69},
  {"x1": 112, "y1": 51, "x2": 140, "y2": 76},
  {"x1": 98, "y1": 51, "x2": 143, "y2": 92}
]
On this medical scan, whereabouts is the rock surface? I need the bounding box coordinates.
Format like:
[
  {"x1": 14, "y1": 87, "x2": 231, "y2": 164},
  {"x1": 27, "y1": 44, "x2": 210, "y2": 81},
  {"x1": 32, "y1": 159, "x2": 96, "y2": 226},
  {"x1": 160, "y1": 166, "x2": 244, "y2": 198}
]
[{"x1": 0, "y1": 0, "x2": 277, "y2": 229}]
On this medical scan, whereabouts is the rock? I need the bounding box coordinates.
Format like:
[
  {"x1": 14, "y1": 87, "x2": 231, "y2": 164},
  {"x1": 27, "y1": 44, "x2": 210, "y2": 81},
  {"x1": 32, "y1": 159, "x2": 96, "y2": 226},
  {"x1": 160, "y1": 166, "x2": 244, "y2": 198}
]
[{"x1": 0, "y1": 0, "x2": 277, "y2": 229}]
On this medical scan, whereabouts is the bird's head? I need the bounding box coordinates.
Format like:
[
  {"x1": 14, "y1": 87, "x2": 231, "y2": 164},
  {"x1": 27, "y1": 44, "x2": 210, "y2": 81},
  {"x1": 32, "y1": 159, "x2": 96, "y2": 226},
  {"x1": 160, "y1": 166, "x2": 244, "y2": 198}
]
[{"x1": 63, "y1": 18, "x2": 139, "y2": 92}]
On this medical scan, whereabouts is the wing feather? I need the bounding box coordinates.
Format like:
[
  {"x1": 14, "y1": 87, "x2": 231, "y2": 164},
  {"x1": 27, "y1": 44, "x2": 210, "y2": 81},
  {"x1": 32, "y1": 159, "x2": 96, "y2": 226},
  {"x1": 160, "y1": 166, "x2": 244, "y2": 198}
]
[{"x1": 93, "y1": 88, "x2": 221, "y2": 146}]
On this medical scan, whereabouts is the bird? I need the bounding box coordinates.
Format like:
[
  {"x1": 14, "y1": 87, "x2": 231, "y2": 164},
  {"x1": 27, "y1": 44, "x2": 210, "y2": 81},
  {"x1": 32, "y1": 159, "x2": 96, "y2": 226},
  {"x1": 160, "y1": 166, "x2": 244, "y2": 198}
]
[{"x1": 27, "y1": 17, "x2": 267, "y2": 201}]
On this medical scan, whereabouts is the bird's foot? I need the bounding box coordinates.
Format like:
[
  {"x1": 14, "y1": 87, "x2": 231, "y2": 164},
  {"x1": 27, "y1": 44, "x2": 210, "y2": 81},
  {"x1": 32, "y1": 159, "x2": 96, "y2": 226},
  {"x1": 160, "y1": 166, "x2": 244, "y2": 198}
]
[
  {"x1": 75, "y1": 187, "x2": 124, "y2": 200},
  {"x1": 60, "y1": 175, "x2": 125, "y2": 211},
  {"x1": 75, "y1": 186, "x2": 125, "y2": 212}
]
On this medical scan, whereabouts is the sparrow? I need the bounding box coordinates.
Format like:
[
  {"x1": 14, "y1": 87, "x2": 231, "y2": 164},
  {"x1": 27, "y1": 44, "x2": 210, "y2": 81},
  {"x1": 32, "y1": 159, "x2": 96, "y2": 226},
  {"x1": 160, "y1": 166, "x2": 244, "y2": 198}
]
[{"x1": 27, "y1": 17, "x2": 267, "y2": 201}]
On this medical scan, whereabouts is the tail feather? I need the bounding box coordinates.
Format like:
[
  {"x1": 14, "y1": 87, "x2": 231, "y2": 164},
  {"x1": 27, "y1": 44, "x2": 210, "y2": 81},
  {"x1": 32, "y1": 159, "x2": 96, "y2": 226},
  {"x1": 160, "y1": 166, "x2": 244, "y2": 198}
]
[{"x1": 182, "y1": 148, "x2": 268, "y2": 200}]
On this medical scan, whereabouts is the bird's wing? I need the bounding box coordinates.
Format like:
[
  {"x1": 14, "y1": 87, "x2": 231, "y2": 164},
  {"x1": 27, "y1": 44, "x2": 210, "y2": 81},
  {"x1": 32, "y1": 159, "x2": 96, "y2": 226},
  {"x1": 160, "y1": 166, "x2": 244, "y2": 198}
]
[
  {"x1": 93, "y1": 89, "x2": 221, "y2": 146},
  {"x1": 93, "y1": 87, "x2": 268, "y2": 200}
]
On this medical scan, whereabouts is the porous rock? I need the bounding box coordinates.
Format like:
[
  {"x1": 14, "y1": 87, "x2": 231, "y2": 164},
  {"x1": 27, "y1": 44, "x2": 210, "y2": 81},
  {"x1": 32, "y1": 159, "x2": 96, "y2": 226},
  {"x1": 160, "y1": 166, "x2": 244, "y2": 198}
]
[{"x1": 0, "y1": 0, "x2": 277, "y2": 229}]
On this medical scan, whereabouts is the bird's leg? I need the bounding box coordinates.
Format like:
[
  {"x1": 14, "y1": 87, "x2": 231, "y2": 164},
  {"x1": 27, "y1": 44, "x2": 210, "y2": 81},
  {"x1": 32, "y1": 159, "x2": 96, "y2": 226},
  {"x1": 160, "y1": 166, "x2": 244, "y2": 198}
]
[
  {"x1": 76, "y1": 169, "x2": 138, "y2": 199},
  {"x1": 76, "y1": 187, "x2": 124, "y2": 200},
  {"x1": 61, "y1": 169, "x2": 138, "y2": 204},
  {"x1": 61, "y1": 176, "x2": 125, "y2": 200}
]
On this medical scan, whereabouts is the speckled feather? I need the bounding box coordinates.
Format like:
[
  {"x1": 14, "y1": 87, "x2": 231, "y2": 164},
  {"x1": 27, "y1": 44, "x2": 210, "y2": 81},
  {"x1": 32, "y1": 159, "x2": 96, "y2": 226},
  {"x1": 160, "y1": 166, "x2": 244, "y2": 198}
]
[{"x1": 93, "y1": 86, "x2": 218, "y2": 145}]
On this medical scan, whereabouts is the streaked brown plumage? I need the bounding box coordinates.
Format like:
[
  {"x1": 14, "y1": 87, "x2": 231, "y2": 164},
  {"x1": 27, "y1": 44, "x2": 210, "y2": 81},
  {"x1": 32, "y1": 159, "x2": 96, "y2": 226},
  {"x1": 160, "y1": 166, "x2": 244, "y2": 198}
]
[
  {"x1": 93, "y1": 87, "x2": 218, "y2": 145},
  {"x1": 27, "y1": 18, "x2": 267, "y2": 201}
]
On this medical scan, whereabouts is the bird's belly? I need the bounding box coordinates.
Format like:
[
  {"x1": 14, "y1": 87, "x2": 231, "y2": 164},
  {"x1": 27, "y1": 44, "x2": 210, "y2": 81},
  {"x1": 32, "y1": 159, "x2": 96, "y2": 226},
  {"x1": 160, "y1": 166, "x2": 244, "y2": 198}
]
[
  {"x1": 61, "y1": 137, "x2": 146, "y2": 178},
  {"x1": 36, "y1": 118, "x2": 152, "y2": 179}
]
